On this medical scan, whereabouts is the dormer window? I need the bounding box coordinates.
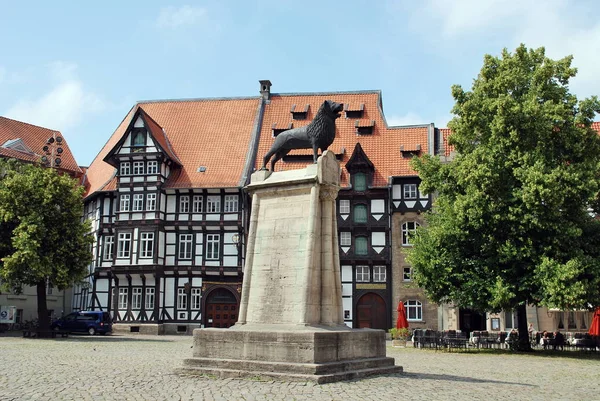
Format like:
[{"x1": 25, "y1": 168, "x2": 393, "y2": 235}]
[
  {"x1": 272, "y1": 123, "x2": 293, "y2": 137},
  {"x1": 290, "y1": 104, "x2": 309, "y2": 120},
  {"x1": 400, "y1": 144, "x2": 422, "y2": 158},
  {"x1": 355, "y1": 120, "x2": 375, "y2": 135},
  {"x1": 131, "y1": 128, "x2": 146, "y2": 152},
  {"x1": 353, "y1": 173, "x2": 367, "y2": 191},
  {"x1": 345, "y1": 104, "x2": 364, "y2": 119}
]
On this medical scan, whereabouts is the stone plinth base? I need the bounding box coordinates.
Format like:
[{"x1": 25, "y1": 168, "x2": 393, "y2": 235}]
[{"x1": 179, "y1": 327, "x2": 402, "y2": 383}]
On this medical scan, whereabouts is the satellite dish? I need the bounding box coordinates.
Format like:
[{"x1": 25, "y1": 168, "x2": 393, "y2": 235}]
[
  {"x1": 55, "y1": 158, "x2": 62, "y2": 165},
  {"x1": 57, "y1": 147, "x2": 63, "y2": 154}
]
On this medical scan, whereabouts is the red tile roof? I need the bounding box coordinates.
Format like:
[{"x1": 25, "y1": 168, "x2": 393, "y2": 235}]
[
  {"x1": 255, "y1": 92, "x2": 431, "y2": 187},
  {"x1": 440, "y1": 128, "x2": 454, "y2": 157},
  {"x1": 84, "y1": 98, "x2": 262, "y2": 197},
  {"x1": 0, "y1": 116, "x2": 82, "y2": 176}
]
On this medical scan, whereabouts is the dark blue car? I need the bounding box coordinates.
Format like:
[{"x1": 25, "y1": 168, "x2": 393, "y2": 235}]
[{"x1": 51, "y1": 311, "x2": 112, "y2": 335}]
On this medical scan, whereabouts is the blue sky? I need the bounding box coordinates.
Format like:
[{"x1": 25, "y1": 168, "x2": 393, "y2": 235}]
[{"x1": 1, "y1": 1, "x2": 599, "y2": 166}]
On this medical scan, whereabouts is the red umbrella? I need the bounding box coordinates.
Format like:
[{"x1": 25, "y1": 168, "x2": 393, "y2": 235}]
[
  {"x1": 396, "y1": 302, "x2": 409, "y2": 329},
  {"x1": 589, "y1": 307, "x2": 600, "y2": 337}
]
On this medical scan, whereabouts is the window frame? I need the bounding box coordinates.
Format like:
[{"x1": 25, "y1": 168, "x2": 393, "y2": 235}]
[
  {"x1": 224, "y1": 195, "x2": 238, "y2": 213},
  {"x1": 118, "y1": 288, "x2": 128, "y2": 310},
  {"x1": 139, "y1": 232, "x2": 154, "y2": 259},
  {"x1": 191, "y1": 288, "x2": 201, "y2": 310},
  {"x1": 355, "y1": 265, "x2": 370, "y2": 282},
  {"x1": 206, "y1": 234, "x2": 220, "y2": 260},
  {"x1": 373, "y1": 265, "x2": 386, "y2": 282},
  {"x1": 145, "y1": 288, "x2": 155, "y2": 310},
  {"x1": 146, "y1": 193, "x2": 156, "y2": 211},
  {"x1": 178, "y1": 234, "x2": 193, "y2": 260},
  {"x1": 119, "y1": 195, "x2": 130, "y2": 212},
  {"x1": 133, "y1": 161, "x2": 145, "y2": 175},
  {"x1": 402, "y1": 221, "x2": 420, "y2": 246},
  {"x1": 179, "y1": 195, "x2": 190, "y2": 213},
  {"x1": 353, "y1": 204, "x2": 368, "y2": 224},
  {"x1": 192, "y1": 195, "x2": 203, "y2": 213},
  {"x1": 404, "y1": 183, "x2": 418, "y2": 199},
  {"x1": 147, "y1": 161, "x2": 159, "y2": 175},
  {"x1": 405, "y1": 300, "x2": 423, "y2": 321},
  {"x1": 403, "y1": 266, "x2": 412, "y2": 282},
  {"x1": 117, "y1": 233, "x2": 132, "y2": 259},
  {"x1": 339, "y1": 199, "x2": 350, "y2": 214},
  {"x1": 120, "y1": 162, "x2": 131, "y2": 176},
  {"x1": 132, "y1": 287, "x2": 142, "y2": 309},
  {"x1": 340, "y1": 232, "x2": 351, "y2": 246},
  {"x1": 354, "y1": 173, "x2": 367, "y2": 191},
  {"x1": 177, "y1": 288, "x2": 187, "y2": 310},
  {"x1": 207, "y1": 195, "x2": 221, "y2": 213},
  {"x1": 103, "y1": 235, "x2": 114, "y2": 261},
  {"x1": 132, "y1": 193, "x2": 144, "y2": 212}
]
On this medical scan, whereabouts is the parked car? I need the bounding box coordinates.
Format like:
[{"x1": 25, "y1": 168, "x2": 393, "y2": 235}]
[{"x1": 51, "y1": 311, "x2": 112, "y2": 335}]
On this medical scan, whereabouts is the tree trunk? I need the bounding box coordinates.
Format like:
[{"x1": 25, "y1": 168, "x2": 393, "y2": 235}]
[
  {"x1": 516, "y1": 303, "x2": 532, "y2": 351},
  {"x1": 36, "y1": 280, "x2": 50, "y2": 331}
]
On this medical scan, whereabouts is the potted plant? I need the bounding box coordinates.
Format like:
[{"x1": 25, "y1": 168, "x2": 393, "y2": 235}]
[{"x1": 389, "y1": 327, "x2": 411, "y2": 347}]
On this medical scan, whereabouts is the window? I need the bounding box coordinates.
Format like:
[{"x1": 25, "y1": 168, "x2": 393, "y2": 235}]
[
  {"x1": 132, "y1": 288, "x2": 142, "y2": 309},
  {"x1": 505, "y1": 310, "x2": 518, "y2": 329},
  {"x1": 340, "y1": 232, "x2": 351, "y2": 246},
  {"x1": 146, "y1": 193, "x2": 156, "y2": 211},
  {"x1": 404, "y1": 184, "x2": 417, "y2": 199},
  {"x1": 177, "y1": 288, "x2": 187, "y2": 310},
  {"x1": 132, "y1": 194, "x2": 144, "y2": 211},
  {"x1": 354, "y1": 173, "x2": 367, "y2": 191},
  {"x1": 46, "y1": 281, "x2": 53, "y2": 295},
  {"x1": 118, "y1": 288, "x2": 128, "y2": 309},
  {"x1": 147, "y1": 161, "x2": 158, "y2": 175},
  {"x1": 402, "y1": 222, "x2": 420, "y2": 246},
  {"x1": 145, "y1": 288, "x2": 155, "y2": 310},
  {"x1": 207, "y1": 196, "x2": 221, "y2": 213},
  {"x1": 120, "y1": 162, "x2": 131, "y2": 176},
  {"x1": 132, "y1": 129, "x2": 146, "y2": 148},
  {"x1": 373, "y1": 266, "x2": 386, "y2": 282},
  {"x1": 179, "y1": 234, "x2": 193, "y2": 260},
  {"x1": 193, "y1": 195, "x2": 203, "y2": 213},
  {"x1": 103, "y1": 236, "x2": 114, "y2": 260},
  {"x1": 353, "y1": 204, "x2": 368, "y2": 223},
  {"x1": 206, "y1": 234, "x2": 220, "y2": 260},
  {"x1": 133, "y1": 161, "x2": 144, "y2": 175},
  {"x1": 339, "y1": 199, "x2": 350, "y2": 214},
  {"x1": 356, "y1": 265, "x2": 370, "y2": 282},
  {"x1": 191, "y1": 288, "x2": 201, "y2": 310},
  {"x1": 405, "y1": 300, "x2": 422, "y2": 321},
  {"x1": 117, "y1": 233, "x2": 131, "y2": 258},
  {"x1": 224, "y1": 195, "x2": 238, "y2": 213},
  {"x1": 355, "y1": 236, "x2": 368, "y2": 255},
  {"x1": 403, "y1": 267, "x2": 412, "y2": 282},
  {"x1": 140, "y1": 232, "x2": 154, "y2": 258},
  {"x1": 180, "y1": 196, "x2": 190, "y2": 213},
  {"x1": 120, "y1": 195, "x2": 130, "y2": 212}
]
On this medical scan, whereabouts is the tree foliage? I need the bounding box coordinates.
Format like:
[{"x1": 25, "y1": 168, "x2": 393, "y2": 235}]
[
  {"x1": 0, "y1": 160, "x2": 93, "y2": 330},
  {"x1": 407, "y1": 45, "x2": 600, "y2": 326}
]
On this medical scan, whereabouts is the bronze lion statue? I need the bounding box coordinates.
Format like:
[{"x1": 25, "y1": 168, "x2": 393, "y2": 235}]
[{"x1": 261, "y1": 100, "x2": 343, "y2": 171}]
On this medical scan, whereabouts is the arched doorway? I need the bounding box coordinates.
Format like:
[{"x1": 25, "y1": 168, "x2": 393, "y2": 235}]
[
  {"x1": 356, "y1": 293, "x2": 387, "y2": 329},
  {"x1": 204, "y1": 288, "x2": 238, "y2": 328}
]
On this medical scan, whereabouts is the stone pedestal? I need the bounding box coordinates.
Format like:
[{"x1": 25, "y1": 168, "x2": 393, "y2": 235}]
[{"x1": 180, "y1": 151, "x2": 401, "y2": 383}]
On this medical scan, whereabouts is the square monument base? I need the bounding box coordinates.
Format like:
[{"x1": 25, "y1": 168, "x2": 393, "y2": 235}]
[{"x1": 179, "y1": 327, "x2": 402, "y2": 383}]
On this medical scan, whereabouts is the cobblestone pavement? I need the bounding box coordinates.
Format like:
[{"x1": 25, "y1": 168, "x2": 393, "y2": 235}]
[{"x1": 1, "y1": 333, "x2": 599, "y2": 401}]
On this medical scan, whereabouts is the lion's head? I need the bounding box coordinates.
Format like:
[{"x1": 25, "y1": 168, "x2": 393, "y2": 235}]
[{"x1": 323, "y1": 100, "x2": 344, "y2": 119}]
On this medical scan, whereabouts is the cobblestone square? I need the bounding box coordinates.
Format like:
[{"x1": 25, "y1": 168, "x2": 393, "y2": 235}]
[{"x1": 0, "y1": 334, "x2": 598, "y2": 400}]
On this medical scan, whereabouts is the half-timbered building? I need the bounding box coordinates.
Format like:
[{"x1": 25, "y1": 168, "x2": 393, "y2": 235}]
[{"x1": 79, "y1": 81, "x2": 447, "y2": 334}]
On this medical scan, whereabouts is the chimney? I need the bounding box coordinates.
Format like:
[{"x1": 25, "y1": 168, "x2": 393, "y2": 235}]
[{"x1": 259, "y1": 80, "x2": 272, "y2": 100}]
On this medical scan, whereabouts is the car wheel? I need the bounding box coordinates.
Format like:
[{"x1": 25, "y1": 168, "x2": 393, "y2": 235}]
[{"x1": 88, "y1": 327, "x2": 96, "y2": 336}]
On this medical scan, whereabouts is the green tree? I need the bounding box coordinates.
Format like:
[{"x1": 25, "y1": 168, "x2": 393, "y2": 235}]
[
  {"x1": 0, "y1": 159, "x2": 93, "y2": 332},
  {"x1": 408, "y1": 45, "x2": 600, "y2": 350}
]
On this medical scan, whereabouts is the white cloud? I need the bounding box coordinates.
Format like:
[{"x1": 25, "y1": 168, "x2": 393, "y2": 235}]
[
  {"x1": 4, "y1": 62, "x2": 105, "y2": 132},
  {"x1": 411, "y1": 0, "x2": 600, "y2": 97},
  {"x1": 156, "y1": 5, "x2": 207, "y2": 29}
]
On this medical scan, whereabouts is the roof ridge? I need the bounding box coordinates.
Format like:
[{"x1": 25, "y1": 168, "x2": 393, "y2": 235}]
[
  {"x1": 137, "y1": 96, "x2": 260, "y2": 104},
  {"x1": 0, "y1": 115, "x2": 60, "y2": 133},
  {"x1": 273, "y1": 90, "x2": 381, "y2": 96}
]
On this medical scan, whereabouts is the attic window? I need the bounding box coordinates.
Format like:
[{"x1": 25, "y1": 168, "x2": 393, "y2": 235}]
[
  {"x1": 2, "y1": 138, "x2": 35, "y2": 155},
  {"x1": 355, "y1": 120, "x2": 375, "y2": 135},
  {"x1": 290, "y1": 104, "x2": 309, "y2": 120},
  {"x1": 131, "y1": 128, "x2": 146, "y2": 152},
  {"x1": 400, "y1": 144, "x2": 422, "y2": 158},
  {"x1": 197, "y1": 166, "x2": 207, "y2": 173},
  {"x1": 345, "y1": 104, "x2": 364, "y2": 119},
  {"x1": 272, "y1": 122, "x2": 293, "y2": 137}
]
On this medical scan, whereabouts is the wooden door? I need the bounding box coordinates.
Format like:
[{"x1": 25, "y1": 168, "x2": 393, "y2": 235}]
[
  {"x1": 356, "y1": 293, "x2": 387, "y2": 329},
  {"x1": 205, "y1": 288, "x2": 238, "y2": 328}
]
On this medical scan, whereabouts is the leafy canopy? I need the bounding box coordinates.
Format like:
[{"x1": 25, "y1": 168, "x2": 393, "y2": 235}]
[
  {"x1": 0, "y1": 159, "x2": 93, "y2": 293},
  {"x1": 407, "y1": 45, "x2": 600, "y2": 313}
]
